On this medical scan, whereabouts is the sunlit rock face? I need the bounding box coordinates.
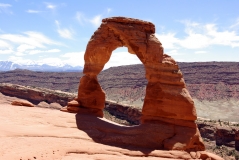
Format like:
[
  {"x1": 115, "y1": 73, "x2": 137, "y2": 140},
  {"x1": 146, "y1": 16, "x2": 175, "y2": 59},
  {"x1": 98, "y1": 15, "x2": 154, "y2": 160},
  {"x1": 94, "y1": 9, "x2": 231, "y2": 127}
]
[{"x1": 65, "y1": 17, "x2": 205, "y2": 151}]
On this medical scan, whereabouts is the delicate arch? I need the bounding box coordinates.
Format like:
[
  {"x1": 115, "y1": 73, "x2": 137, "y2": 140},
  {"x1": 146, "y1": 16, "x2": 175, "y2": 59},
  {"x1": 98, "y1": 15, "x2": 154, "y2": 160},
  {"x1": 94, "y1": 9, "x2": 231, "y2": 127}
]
[
  {"x1": 77, "y1": 17, "x2": 196, "y2": 122},
  {"x1": 63, "y1": 17, "x2": 205, "y2": 151}
]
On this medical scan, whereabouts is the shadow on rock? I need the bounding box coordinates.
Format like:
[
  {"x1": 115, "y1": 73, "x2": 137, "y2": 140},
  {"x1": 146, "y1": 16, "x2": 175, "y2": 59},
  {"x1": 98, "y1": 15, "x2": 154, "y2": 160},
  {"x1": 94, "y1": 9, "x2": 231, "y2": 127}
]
[{"x1": 75, "y1": 113, "x2": 176, "y2": 154}]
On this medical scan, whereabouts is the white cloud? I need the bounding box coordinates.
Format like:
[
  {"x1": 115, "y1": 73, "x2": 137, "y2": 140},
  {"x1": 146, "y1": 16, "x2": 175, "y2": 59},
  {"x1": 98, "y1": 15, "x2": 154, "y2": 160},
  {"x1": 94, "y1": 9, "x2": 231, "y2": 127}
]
[
  {"x1": 0, "y1": 32, "x2": 61, "y2": 57},
  {"x1": 0, "y1": 3, "x2": 11, "y2": 7},
  {"x1": 46, "y1": 49, "x2": 60, "y2": 52},
  {"x1": 104, "y1": 51, "x2": 141, "y2": 69},
  {"x1": 166, "y1": 50, "x2": 181, "y2": 56},
  {"x1": 55, "y1": 20, "x2": 74, "y2": 39},
  {"x1": 25, "y1": 31, "x2": 60, "y2": 45},
  {"x1": 8, "y1": 56, "x2": 38, "y2": 65},
  {"x1": 26, "y1": 10, "x2": 41, "y2": 13},
  {"x1": 61, "y1": 52, "x2": 85, "y2": 67},
  {"x1": 57, "y1": 28, "x2": 73, "y2": 39},
  {"x1": 0, "y1": 3, "x2": 13, "y2": 14},
  {"x1": 55, "y1": 20, "x2": 60, "y2": 26},
  {"x1": 75, "y1": 11, "x2": 109, "y2": 27},
  {"x1": 230, "y1": 18, "x2": 239, "y2": 29},
  {"x1": 206, "y1": 24, "x2": 239, "y2": 47},
  {"x1": 75, "y1": 12, "x2": 85, "y2": 25},
  {"x1": 155, "y1": 33, "x2": 179, "y2": 49},
  {"x1": 0, "y1": 39, "x2": 12, "y2": 49},
  {"x1": 75, "y1": 13, "x2": 102, "y2": 27},
  {"x1": 47, "y1": 5, "x2": 56, "y2": 9},
  {"x1": 15, "y1": 52, "x2": 25, "y2": 56},
  {"x1": 89, "y1": 15, "x2": 102, "y2": 27},
  {"x1": 179, "y1": 32, "x2": 211, "y2": 49},
  {"x1": 0, "y1": 49, "x2": 13, "y2": 54},
  {"x1": 107, "y1": 8, "x2": 112, "y2": 13},
  {"x1": 0, "y1": 31, "x2": 60, "y2": 48},
  {"x1": 28, "y1": 48, "x2": 61, "y2": 55},
  {"x1": 195, "y1": 51, "x2": 207, "y2": 54},
  {"x1": 45, "y1": 3, "x2": 56, "y2": 10},
  {"x1": 17, "y1": 44, "x2": 35, "y2": 52},
  {"x1": 8, "y1": 56, "x2": 27, "y2": 63},
  {"x1": 156, "y1": 20, "x2": 239, "y2": 50},
  {"x1": 28, "y1": 50, "x2": 42, "y2": 55}
]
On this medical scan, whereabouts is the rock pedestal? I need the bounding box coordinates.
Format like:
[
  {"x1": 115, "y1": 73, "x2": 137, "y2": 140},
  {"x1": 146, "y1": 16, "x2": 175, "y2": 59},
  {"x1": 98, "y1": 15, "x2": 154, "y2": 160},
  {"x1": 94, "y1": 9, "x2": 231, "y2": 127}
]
[{"x1": 64, "y1": 17, "x2": 205, "y2": 151}]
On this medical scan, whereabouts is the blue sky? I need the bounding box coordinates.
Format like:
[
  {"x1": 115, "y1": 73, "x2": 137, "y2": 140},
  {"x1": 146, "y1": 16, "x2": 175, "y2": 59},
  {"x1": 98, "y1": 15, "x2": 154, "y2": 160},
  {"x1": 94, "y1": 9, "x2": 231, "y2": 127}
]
[{"x1": 0, "y1": 0, "x2": 239, "y2": 68}]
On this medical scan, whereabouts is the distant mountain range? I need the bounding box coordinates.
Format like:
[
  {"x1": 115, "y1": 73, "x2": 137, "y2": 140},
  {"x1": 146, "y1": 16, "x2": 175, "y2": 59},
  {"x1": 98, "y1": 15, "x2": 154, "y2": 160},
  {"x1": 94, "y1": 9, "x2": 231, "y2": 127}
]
[{"x1": 0, "y1": 61, "x2": 83, "y2": 72}]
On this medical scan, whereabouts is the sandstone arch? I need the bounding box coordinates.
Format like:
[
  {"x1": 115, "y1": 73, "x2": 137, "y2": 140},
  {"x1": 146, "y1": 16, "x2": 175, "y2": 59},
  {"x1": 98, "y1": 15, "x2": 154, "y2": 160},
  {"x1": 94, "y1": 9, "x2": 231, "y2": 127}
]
[
  {"x1": 73, "y1": 17, "x2": 196, "y2": 121},
  {"x1": 65, "y1": 17, "x2": 205, "y2": 151}
]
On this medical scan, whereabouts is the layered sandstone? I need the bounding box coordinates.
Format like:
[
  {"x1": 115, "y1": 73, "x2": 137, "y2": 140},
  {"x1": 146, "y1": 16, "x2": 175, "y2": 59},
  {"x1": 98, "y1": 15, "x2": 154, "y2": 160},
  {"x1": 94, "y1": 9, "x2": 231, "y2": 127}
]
[
  {"x1": 0, "y1": 83, "x2": 75, "y2": 106},
  {"x1": 64, "y1": 17, "x2": 205, "y2": 151}
]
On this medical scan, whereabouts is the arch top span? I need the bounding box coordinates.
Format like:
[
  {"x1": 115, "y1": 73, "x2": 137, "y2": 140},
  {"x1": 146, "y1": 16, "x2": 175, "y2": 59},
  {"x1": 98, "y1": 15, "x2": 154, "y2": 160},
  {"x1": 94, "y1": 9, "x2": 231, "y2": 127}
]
[
  {"x1": 83, "y1": 17, "x2": 164, "y2": 76},
  {"x1": 102, "y1": 17, "x2": 155, "y2": 33}
]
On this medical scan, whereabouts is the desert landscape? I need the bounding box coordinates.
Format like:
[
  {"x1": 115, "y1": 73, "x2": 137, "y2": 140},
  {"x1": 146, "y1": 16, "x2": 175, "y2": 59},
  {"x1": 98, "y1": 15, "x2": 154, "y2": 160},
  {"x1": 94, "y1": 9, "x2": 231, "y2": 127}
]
[
  {"x1": 1, "y1": 0, "x2": 239, "y2": 159},
  {"x1": 1, "y1": 16, "x2": 239, "y2": 160}
]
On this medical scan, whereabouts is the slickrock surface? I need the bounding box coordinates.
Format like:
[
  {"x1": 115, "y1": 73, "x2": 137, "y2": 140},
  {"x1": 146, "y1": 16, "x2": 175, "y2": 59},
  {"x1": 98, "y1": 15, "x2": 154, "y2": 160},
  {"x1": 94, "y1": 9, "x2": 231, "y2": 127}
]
[
  {"x1": 0, "y1": 93, "x2": 223, "y2": 160},
  {"x1": 65, "y1": 17, "x2": 205, "y2": 151}
]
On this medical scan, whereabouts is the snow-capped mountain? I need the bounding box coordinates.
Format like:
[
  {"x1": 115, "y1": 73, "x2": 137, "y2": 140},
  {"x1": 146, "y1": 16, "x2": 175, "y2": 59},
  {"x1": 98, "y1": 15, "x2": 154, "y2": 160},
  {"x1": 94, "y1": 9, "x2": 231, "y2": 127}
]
[{"x1": 0, "y1": 61, "x2": 83, "y2": 72}]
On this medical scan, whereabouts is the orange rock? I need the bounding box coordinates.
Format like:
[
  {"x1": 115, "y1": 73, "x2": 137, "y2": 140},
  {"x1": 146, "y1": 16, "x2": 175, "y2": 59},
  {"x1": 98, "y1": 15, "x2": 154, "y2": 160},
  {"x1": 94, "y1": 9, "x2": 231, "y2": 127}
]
[
  {"x1": 67, "y1": 106, "x2": 81, "y2": 113},
  {"x1": 77, "y1": 75, "x2": 105, "y2": 110},
  {"x1": 60, "y1": 106, "x2": 68, "y2": 112},
  {"x1": 67, "y1": 100, "x2": 80, "y2": 107},
  {"x1": 65, "y1": 17, "x2": 205, "y2": 151},
  {"x1": 11, "y1": 100, "x2": 34, "y2": 107}
]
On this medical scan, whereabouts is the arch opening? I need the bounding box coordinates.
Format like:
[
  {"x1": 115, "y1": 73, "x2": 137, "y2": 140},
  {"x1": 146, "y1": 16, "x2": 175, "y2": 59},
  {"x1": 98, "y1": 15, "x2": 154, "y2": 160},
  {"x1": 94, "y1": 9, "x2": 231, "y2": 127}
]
[
  {"x1": 99, "y1": 46, "x2": 146, "y2": 107},
  {"x1": 103, "y1": 47, "x2": 141, "y2": 70}
]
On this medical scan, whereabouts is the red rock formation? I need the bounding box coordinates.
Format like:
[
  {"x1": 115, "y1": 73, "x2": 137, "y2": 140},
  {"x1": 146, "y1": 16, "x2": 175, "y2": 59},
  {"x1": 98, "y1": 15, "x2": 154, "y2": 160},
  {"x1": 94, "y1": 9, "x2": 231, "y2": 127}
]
[
  {"x1": 65, "y1": 17, "x2": 205, "y2": 151},
  {"x1": 11, "y1": 100, "x2": 34, "y2": 107}
]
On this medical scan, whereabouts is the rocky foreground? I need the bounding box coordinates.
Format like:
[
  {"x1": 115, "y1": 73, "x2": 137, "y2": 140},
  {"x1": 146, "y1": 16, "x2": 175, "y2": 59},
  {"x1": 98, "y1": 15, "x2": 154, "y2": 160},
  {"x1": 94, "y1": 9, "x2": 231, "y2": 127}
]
[
  {"x1": 0, "y1": 92, "x2": 225, "y2": 160},
  {"x1": 0, "y1": 83, "x2": 239, "y2": 159}
]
